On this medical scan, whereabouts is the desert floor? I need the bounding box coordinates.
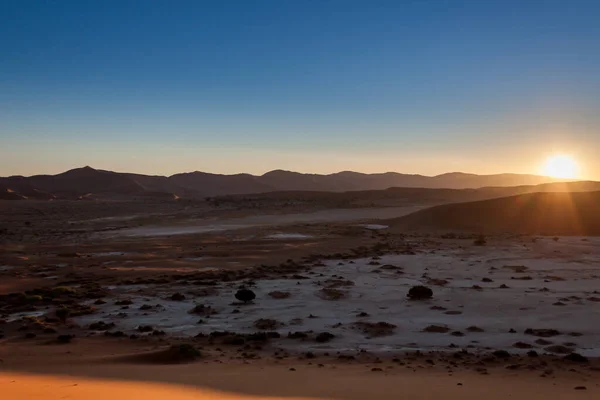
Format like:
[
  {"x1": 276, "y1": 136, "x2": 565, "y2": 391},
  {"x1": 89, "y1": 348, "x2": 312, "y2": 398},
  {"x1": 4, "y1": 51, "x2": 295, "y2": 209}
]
[{"x1": 1, "y1": 199, "x2": 599, "y2": 398}]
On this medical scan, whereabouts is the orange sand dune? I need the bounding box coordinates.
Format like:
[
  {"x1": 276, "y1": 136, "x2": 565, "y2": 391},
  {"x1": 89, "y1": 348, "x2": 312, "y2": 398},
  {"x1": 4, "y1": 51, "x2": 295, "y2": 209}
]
[
  {"x1": 1, "y1": 364, "x2": 598, "y2": 400},
  {"x1": 0, "y1": 372, "x2": 307, "y2": 400},
  {"x1": 6, "y1": 372, "x2": 329, "y2": 400}
]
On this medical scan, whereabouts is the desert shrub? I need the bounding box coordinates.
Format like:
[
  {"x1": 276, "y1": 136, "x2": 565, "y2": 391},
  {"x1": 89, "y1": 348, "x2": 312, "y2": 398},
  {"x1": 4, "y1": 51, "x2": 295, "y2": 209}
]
[
  {"x1": 188, "y1": 304, "x2": 217, "y2": 315},
  {"x1": 466, "y1": 326, "x2": 485, "y2": 332},
  {"x1": 473, "y1": 235, "x2": 487, "y2": 246},
  {"x1": 316, "y1": 287, "x2": 347, "y2": 300},
  {"x1": 235, "y1": 289, "x2": 256, "y2": 303},
  {"x1": 89, "y1": 321, "x2": 115, "y2": 331},
  {"x1": 137, "y1": 325, "x2": 154, "y2": 333},
  {"x1": 423, "y1": 325, "x2": 450, "y2": 333},
  {"x1": 564, "y1": 353, "x2": 588, "y2": 363},
  {"x1": 170, "y1": 292, "x2": 186, "y2": 301},
  {"x1": 492, "y1": 350, "x2": 511, "y2": 359},
  {"x1": 288, "y1": 331, "x2": 309, "y2": 339},
  {"x1": 268, "y1": 291, "x2": 291, "y2": 299},
  {"x1": 55, "y1": 308, "x2": 70, "y2": 323},
  {"x1": 254, "y1": 318, "x2": 281, "y2": 330},
  {"x1": 166, "y1": 344, "x2": 201, "y2": 362},
  {"x1": 25, "y1": 295, "x2": 43, "y2": 303},
  {"x1": 57, "y1": 334, "x2": 74, "y2": 344},
  {"x1": 51, "y1": 286, "x2": 76, "y2": 296},
  {"x1": 353, "y1": 321, "x2": 396, "y2": 337},
  {"x1": 407, "y1": 285, "x2": 433, "y2": 300},
  {"x1": 315, "y1": 332, "x2": 335, "y2": 343},
  {"x1": 524, "y1": 328, "x2": 560, "y2": 337}
]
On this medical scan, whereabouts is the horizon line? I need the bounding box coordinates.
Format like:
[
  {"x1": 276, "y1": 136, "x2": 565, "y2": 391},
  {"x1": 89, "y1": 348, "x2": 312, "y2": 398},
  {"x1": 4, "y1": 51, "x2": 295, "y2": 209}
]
[{"x1": 1, "y1": 165, "x2": 575, "y2": 181}]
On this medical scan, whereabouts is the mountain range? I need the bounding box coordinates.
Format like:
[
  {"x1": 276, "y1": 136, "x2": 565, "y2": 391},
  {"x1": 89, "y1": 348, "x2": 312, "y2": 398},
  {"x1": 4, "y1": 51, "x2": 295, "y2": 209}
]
[{"x1": 0, "y1": 166, "x2": 577, "y2": 200}]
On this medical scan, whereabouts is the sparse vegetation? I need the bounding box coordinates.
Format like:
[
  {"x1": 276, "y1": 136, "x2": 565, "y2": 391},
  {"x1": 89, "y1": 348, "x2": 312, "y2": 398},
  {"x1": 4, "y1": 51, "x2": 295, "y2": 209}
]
[
  {"x1": 55, "y1": 308, "x2": 70, "y2": 323},
  {"x1": 51, "y1": 286, "x2": 76, "y2": 296},
  {"x1": 166, "y1": 344, "x2": 202, "y2": 362},
  {"x1": 315, "y1": 332, "x2": 335, "y2": 343},
  {"x1": 170, "y1": 292, "x2": 186, "y2": 301},
  {"x1": 407, "y1": 285, "x2": 433, "y2": 300},
  {"x1": 235, "y1": 289, "x2": 256, "y2": 303},
  {"x1": 473, "y1": 235, "x2": 487, "y2": 246},
  {"x1": 317, "y1": 287, "x2": 347, "y2": 300},
  {"x1": 353, "y1": 321, "x2": 396, "y2": 337},
  {"x1": 25, "y1": 295, "x2": 43, "y2": 303},
  {"x1": 524, "y1": 328, "x2": 560, "y2": 337},
  {"x1": 57, "y1": 334, "x2": 74, "y2": 344},
  {"x1": 423, "y1": 325, "x2": 450, "y2": 333},
  {"x1": 268, "y1": 291, "x2": 291, "y2": 299},
  {"x1": 89, "y1": 321, "x2": 116, "y2": 331},
  {"x1": 564, "y1": 353, "x2": 589, "y2": 363},
  {"x1": 188, "y1": 304, "x2": 217, "y2": 316},
  {"x1": 466, "y1": 326, "x2": 485, "y2": 332},
  {"x1": 254, "y1": 318, "x2": 281, "y2": 330}
]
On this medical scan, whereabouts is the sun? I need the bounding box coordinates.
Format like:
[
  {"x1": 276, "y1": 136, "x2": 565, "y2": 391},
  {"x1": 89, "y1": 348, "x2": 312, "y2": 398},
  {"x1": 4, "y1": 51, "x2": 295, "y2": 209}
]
[{"x1": 542, "y1": 154, "x2": 579, "y2": 179}]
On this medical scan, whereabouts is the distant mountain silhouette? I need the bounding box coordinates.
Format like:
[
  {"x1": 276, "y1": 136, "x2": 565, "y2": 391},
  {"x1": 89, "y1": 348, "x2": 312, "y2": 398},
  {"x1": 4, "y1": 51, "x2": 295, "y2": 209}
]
[
  {"x1": 0, "y1": 166, "x2": 582, "y2": 200},
  {"x1": 389, "y1": 190, "x2": 600, "y2": 235},
  {"x1": 169, "y1": 172, "x2": 274, "y2": 196}
]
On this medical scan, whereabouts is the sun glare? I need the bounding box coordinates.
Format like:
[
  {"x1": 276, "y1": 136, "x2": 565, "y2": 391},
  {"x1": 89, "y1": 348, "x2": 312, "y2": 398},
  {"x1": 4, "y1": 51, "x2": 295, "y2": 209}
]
[{"x1": 542, "y1": 154, "x2": 579, "y2": 179}]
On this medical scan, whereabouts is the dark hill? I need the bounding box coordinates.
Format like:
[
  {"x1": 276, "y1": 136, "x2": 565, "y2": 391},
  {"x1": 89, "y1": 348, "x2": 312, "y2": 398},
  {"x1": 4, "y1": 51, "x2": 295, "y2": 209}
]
[
  {"x1": 0, "y1": 166, "x2": 586, "y2": 200},
  {"x1": 389, "y1": 191, "x2": 600, "y2": 235}
]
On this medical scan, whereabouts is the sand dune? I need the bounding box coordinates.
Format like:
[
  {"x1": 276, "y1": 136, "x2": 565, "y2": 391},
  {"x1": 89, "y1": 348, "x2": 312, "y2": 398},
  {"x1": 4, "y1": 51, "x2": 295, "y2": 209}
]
[
  {"x1": 390, "y1": 191, "x2": 600, "y2": 235},
  {"x1": 0, "y1": 372, "x2": 307, "y2": 400},
  {"x1": 1, "y1": 364, "x2": 597, "y2": 400}
]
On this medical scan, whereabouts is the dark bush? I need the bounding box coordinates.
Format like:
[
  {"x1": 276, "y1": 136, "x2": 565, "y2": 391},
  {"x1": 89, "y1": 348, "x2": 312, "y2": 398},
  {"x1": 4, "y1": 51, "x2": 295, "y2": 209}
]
[
  {"x1": 315, "y1": 332, "x2": 335, "y2": 343},
  {"x1": 473, "y1": 235, "x2": 487, "y2": 246},
  {"x1": 492, "y1": 350, "x2": 511, "y2": 359},
  {"x1": 564, "y1": 353, "x2": 589, "y2": 363},
  {"x1": 55, "y1": 308, "x2": 70, "y2": 323},
  {"x1": 235, "y1": 289, "x2": 256, "y2": 303},
  {"x1": 89, "y1": 321, "x2": 115, "y2": 331},
  {"x1": 254, "y1": 318, "x2": 280, "y2": 330},
  {"x1": 170, "y1": 293, "x2": 186, "y2": 301},
  {"x1": 57, "y1": 334, "x2": 74, "y2": 344},
  {"x1": 407, "y1": 285, "x2": 433, "y2": 300},
  {"x1": 167, "y1": 344, "x2": 201, "y2": 362}
]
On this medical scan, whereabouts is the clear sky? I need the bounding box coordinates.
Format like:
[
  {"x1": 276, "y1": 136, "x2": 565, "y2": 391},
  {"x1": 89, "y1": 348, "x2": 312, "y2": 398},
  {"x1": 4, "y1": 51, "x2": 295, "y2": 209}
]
[{"x1": 1, "y1": 0, "x2": 599, "y2": 178}]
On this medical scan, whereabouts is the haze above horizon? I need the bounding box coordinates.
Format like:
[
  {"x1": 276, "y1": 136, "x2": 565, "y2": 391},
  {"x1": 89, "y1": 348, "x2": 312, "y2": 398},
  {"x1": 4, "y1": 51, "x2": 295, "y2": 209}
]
[{"x1": 2, "y1": 1, "x2": 599, "y2": 179}]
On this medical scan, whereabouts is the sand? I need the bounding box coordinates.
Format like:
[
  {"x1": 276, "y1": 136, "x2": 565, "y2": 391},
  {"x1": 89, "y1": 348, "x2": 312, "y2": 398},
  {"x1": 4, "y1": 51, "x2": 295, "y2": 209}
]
[
  {"x1": 2, "y1": 198, "x2": 600, "y2": 399},
  {"x1": 2, "y1": 362, "x2": 598, "y2": 400}
]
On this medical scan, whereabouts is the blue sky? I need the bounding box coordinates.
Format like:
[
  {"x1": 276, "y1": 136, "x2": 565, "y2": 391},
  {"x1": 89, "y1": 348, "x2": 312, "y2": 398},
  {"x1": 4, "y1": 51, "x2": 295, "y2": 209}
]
[{"x1": 1, "y1": 0, "x2": 599, "y2": 177}]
